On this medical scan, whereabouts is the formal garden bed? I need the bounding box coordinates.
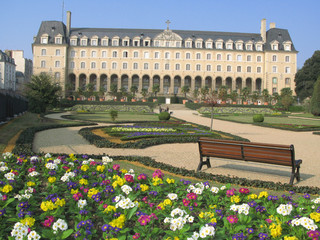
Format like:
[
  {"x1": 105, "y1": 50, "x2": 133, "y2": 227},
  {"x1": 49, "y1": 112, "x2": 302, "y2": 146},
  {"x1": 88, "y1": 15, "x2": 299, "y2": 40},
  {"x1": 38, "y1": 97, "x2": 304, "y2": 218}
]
[
  {"x1": 78, "y1": 120, "x2": 248, "y2": 149},
  {"x1": 1, "y1": 153, "x2": 319, "y2": 239}
]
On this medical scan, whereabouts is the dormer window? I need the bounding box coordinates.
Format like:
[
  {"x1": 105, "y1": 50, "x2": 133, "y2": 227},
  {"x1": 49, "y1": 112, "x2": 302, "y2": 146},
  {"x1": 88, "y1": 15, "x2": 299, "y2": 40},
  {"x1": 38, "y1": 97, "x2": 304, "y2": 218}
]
[
  {"x1": 206, "y1": 42, "x2": 212, "y2": 49},
  {"x1": 70, "y1": 39, "x2": 77, "y2": 46},
  {"x1": 236, "y1": 43, "x2": 243, "y2": 50},
  {"x1": 176, "y1": 41, "x2": 181, "y2": 48},
  {"x1": 196, "y1": 39, "x2": 203, "y2": 48},
  {"x1": 101, "y1": 38, "x2": 109, "y2": 46},
  {"x1": 272, "y1": 44, "x2": 278, "y2": 50},
  {"x1": 91, "y1": 39, "x2": 98, "y2": 46},
  {"x1": 41, "y1": 34, "x2": 48, "y2": 44},
  {"x1": 216, "y1": 42, "x2": 223, "y2": 49},
  {"x1": 283, "y1": 41, "x2": 292, "y2": 51},
  {"x1": 226, "y1": 43, "x2": 233, "y2": 50},
  {"x1": 80, "y1": 38, "x2": 87, "y2": 46},
  {"x1": 256, "y1": 44, "x2": 262, "y2": 51},
  {"x1": 112, "y1": 38, "x2": 119, "y2": 46},
  {"x1": 154, "y1": 41, "x2": 160, "y2": 47},
  {"x1": 55, "y1": 36, "x2": 62, "y2": 44},
  {"x1": 185, "y1": 41, "x2": 192, "y2": 48},
  {"x1": 246, "y1": 44, "x2": 252, "y2": 51}
]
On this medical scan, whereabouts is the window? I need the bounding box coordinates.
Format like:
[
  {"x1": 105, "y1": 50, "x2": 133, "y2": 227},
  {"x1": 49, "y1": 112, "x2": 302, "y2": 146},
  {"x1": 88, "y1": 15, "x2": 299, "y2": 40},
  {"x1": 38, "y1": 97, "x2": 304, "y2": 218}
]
[
  {"x1": 70, "y1": 39, "x2": 77, "y2": 46},
  {"x1": 206, "y1": 65, "x2": 211, "y2": 71},
  {"x1": 154, "y1": 63, "x2": 159, "y2": 70},
  {"x1": 102, "y1": 51, "x2": 107, "y2": 58},
  {"x1": 186, "y1": 53, "x2": 191, "y2": 59},
  {"x1": 272, "y1": 66, "x2": 277, "y2": 73},
  {"x1": 165, "y1": 41, "x2": 170, "y2": 47},
  {"x1": 206, "y1": 53, "x2": 211, "y2": 60},
  {"x1": 91, "y1": 62, "x2": 96, "y2": 69},
  {"x1": 186, "y1": 41, "x2": 192, "y2": 48},
  {"x1": 134, "y1": 40, "x2": 139, "y2": 46},
  {"x1": 196, "y1": 64, "x2": 201, "y2": 71},
  {"x1": 144, "y1": 63, "x2": 149, "y2": 70},
  {"x1": 144, "y1": 52, "x2": 149, "y2": 59},
  {"x1": 257, "y1": 56, "x2": 262, "y2": 62},
  {"x1": 123, "y1": 51, "x2": 128, "y2": 58},
  {"x1": 123, "y1": 62, "x2": 128, "y2": 69},
  {"x1": 247, "y1": 66, "x2": 251, "y2": 73},
  {"x1": 196, "y1": 42, "x2": 202, "y2": 48},
  {"x1": 55, "y1": 37, "x2": 62, "y2": 44},
  {"x1": 91, "y1": 51, "x2": 97, "y2": 58},
  {"x1": 155, "y1": 52, "x2": 160, "y2": 59},
  {"x1": 133, "y1": 63, "x2": 138, "y2": 69},
  {"x1": 246, "y1": 55, "x2": 252, "y2": 62},
  {"x1": 176, "y1": 42, "x2": 181, "y2": 48},
  {"x1": 81, "y1": 39, "x2": 87, "y2": 46},
  {"x1": 112, "y1": 51, "x2": 118, "y2": 58},
  {"x1": 55, "y1": 61, "x2": 60, "y2": 68},
  {"x1": 285, "y1": 67, "x2": 291, "y2": 73},
  {"x1": 285, "y1": 45, "x2": 291, "y2": 51},
  {"x1": 70, "y1": 61, "x2": 75, "y2": 69},
  {"x1": 41, "y1": 37, "x2": 48, "y2": 44},
  {"x1": 54, "y1": 72, "x2": 60, "y2": 80},
  {"x1": 272, "y1": 87, "x2": 277, "y2": 93},
  {"x1": 112, "y1": 40, "x2": 119, "y2": 46},
  {"x1": 186, "y1": 64, "x2": 190, "y2": 70},
  {"x1": 226, "y1": 43, "x2": 233, "y2": 50},
  {"x1": 217, "y1": 65, "x2": 221, "y2": 72},
  {"x1": 101, "y1": 39, "x2": 108, "y2": 46},
  {"x1": 237, "y1": 55, "x2": 242, "y2": 61},
  {"x1": 257, "y1": 66, "x2": 262, "y2": 73},
  {"x1": 236, "y1": 43, "x2": 243, "y2": 50},
  {"x1": 154, "y1": 41, "x2": 160, "y2": 47},
  {"x1": 272, "y1": 55, "x2": 277, "y2": 62},
  {"x1": 41, "y1": 60, "x2": 46, "y2": 68},
  {"x1": 227, "y1": 54, "x2": 232, "y2": 61},
  {"x1": 112, "y1": 62, "x2": 117, "y2": 69},
  {"x1": 206, "y1": 42, "x2": 212, "y2": 49},
  {"x1": 256, "y1": 45, "x2": 262, "y2": 51},
  {"x1": 272, "y1": 77, "x2": 277, "y2": 84},
  {"x1": 81, "y1": 51, "x2": 86, "y2": 57},
  {"x1": 175, "y1": 52, "x2": 180, "y2": 59},
  {"x1": 272, "y1": 44, "x2": 278, "y2": 50},
  {"x1": 246, "y1": 44, "x2": 252, "y2": 50},
  {"x1": 70, "y1": 50, "x2": 75, "y2": 57},
  {"x1": 227, "y1": 65, "x2": 232, "y2": 72},
  {"x1": 175, "y1": 64, "x2": 180, "y2": 70},
  {"x1": 91, "y1": 39, "x2": 97, "y2": 46},
  {"x1": 285, "y1": 78, "x2": 291, "y2": 85},
  {"x1": 196, "y1": 53, "x2": 201, "y2": 59},
  {"x1": 285, "y1": 56, "x2": 290, "y2": 62},
  {"x1": 216, "y1": 42, "x2": 222, "y2": 49},
  {"x1": 133, "y1": 51, "x2": 139, "y2": 58},
  {"x1": 41, "y1": 49, "x2": 46, "y2": 56},
  {"x1": 80, "y1": 62, "x2": 85, "y2": 69},
  {"x1": 101, "y1": 62, "x2": 107, "y2": 69},
  {"x1": 144, "y1": 40, "x2": 150, "y2": 46},
  {"x1": 165, "y1": 52, "x2": 170, "y2": 59},
  {"x1": 217, "y1": 54, "x2": 222, "y2": 61},
  {"x1": 165, "y1": 63, "x2": 169, "y2": 70},
  {"x1": 237, "y1": 66, "x2": 241, "y2": 72},
  {"x1": 123, "y1": 40, "x2": 129, "y2": 46}
]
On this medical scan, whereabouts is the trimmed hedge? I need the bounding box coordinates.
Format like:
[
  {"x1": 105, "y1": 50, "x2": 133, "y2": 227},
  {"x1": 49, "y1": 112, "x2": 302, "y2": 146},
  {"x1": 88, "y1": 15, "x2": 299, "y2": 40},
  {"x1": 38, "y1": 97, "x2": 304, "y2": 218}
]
[
  {"x1": 158, "y1": 112, "x2": 170, "y2": 120},
  {"x1": 253, "y1": 114, "x2": 264, "y2": 122}
]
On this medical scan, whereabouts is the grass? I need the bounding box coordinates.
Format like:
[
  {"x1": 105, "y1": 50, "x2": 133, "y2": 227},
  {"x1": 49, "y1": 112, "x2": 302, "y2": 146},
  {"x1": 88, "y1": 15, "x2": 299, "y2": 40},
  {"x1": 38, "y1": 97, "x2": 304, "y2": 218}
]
[
  {"x1": 290, "y1": 113, "x2": 320, "y2": 119},
  {"x1": 65, "y1": 111, "x2": 159, "y2": 122}
]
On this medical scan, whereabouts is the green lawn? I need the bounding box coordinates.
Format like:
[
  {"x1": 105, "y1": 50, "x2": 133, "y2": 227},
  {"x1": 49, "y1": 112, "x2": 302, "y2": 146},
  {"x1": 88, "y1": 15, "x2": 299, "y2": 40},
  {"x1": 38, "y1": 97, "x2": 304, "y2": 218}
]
[{"x1": 66, "y1": 111, "x2": 159, "y2": 122}]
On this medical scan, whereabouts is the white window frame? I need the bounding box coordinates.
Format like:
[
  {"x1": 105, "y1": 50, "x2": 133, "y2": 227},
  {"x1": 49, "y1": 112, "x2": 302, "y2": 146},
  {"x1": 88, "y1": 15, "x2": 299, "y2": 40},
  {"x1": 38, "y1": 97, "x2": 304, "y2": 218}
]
[{"x1": 55, "y1": 61, "x2": 60, "y2": 68}]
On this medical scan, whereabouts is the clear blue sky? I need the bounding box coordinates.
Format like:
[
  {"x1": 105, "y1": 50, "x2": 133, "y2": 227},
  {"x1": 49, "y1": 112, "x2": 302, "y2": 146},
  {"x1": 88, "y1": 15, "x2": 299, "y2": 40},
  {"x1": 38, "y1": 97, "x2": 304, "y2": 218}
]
[{"x1": 1, "y1": 0, "x2": 319, "y2": 68}]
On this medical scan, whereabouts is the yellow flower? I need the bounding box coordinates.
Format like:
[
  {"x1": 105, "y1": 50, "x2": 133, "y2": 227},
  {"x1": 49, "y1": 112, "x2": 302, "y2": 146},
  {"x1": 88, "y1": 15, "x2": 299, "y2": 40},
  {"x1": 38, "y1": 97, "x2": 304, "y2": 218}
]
[
  {"x1": 248, "y1": 194, "x2": 258, "y2": 199},
  {"x1": 120, "y1": 169, "x2": 128, "y2": 174},
  {"x1": 21, "y1": 217, "x2": 35, "y2": 227},
  {"x1": 209, "y1": 204, "x2": 217, "y2": 209},
  {"x1": 140, "y1": 184, "x2": 149, "y2": 192},
  {"x1": 1, "y1": 184, "x2": 13, "y2": 193},
  {"x1": 199, "y1": 211, "x2": 214, "y2": 219},
  {"x1": 48, "y1": 177, "x2": 56, "y2": 183},
  {"x1": 166, "y1": 178, "x2": 175, "y2": 184},
  {"x1": 231, "y1": 195, "x2": 240, "y2": 203},
  {"x1": 55, "y1": 198, "x2": 66, "y2": 207},
  {"x1": 97, "y1": 165, "x2": 105, "y2": 172},
  {"x1": 258, "y1": 191, "x2": 269, "y2": 199},
  {"x1": 104, "y1": 205, "x2": 116, "y2": 213},
  {"x1": 71, "y1": 189, "x2": 78, "y2": 194},
  {"x1": 310, "y1": 212, "x2": 320, "y2": 222},
  {"x1": 87, "y1": 188, "x2": 99, "y2": 199},
  {"x1": 163, "y1": 199, "x2": 172, "y2": 206},
  {"x1": 112, "y1": 177, "x2": 126, "y2": 189},
  {"x1": 27, "y1": 181, "x2": 35, "y2": 187},
  {"x1": 152, "y1": 177, "x2": 163, "y2": 186},
  {"x1": 81, "y1": 165, "x2": 89, "y2": 172},
  {"x1": 109, "y1": 214, "x2": 126, "y2": 229},
  {"x1": 79, "y1": 178, "x2": 88, "y2": 185},
  {"x1": 269, "y1": 223, "x2": 282, "y2": 238},
  {"x1": 284, "y1": 236, "x2": 298, "y2": 240},
  {"x1": 157, "y1": 203, "x2": 164, "y2": 210},
  {"x1": 210, "y1": 218, "x2": 217, "y2": 223}
]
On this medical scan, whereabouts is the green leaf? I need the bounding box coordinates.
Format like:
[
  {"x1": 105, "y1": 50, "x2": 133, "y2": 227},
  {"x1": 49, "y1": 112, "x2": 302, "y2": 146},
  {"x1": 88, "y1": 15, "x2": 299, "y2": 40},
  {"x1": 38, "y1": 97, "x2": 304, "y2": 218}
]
[
  {"x1": 61, "y1": 229, "x2": 74, "y2": 239},
  {"x1": 3, "y1": 198, "x2": 15, "y2": 208},
  {"x1": 118, "y1": 235, "x2": 127, "y2": 240},
  {"x1": 127, "y1": 206, "x2": 138, "y2": 220}
]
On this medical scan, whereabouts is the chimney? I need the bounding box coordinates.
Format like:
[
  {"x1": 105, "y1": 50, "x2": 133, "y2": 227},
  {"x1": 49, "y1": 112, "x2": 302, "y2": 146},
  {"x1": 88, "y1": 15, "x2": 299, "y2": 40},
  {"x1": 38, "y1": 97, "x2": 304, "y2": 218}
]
[
  {"x1": 66, "y1": 11, "x2": 71, "y2": 37},
  {"x1": 270, "y1": 22, "x2": 276, "y2": 29},
  {"x1": 260, "y1": 18, "x2": 266, "y2": 43}
]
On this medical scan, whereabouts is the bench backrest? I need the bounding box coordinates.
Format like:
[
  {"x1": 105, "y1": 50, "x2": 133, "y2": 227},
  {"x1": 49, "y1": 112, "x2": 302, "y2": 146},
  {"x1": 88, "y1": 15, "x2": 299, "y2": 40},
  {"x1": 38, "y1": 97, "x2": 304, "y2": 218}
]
[{"x1": 198, "y1": 137, "x2": 295, "y2": 167}]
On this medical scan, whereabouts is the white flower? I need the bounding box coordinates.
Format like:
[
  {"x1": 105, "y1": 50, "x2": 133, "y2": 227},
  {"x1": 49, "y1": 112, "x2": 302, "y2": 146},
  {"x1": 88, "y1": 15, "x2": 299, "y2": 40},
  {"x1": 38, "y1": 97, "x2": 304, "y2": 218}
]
[
  {"x1": 0, "y1": 166, "x2": 8, "y2": 172},
  {"x1": 52, "y1": 219, "x2": 68, "y2": 232},
  {"x1": 45, "y1": 162, "x2": 58, "y2": 170},
  {"x1": 168, "y1": 193, "x2": 178, "y2": 200},
  {"x1": 188, "y1": 216, "x2": 194, "y2": 223},
  {"x1": 210, "y1": 187, "x2": 219, "y2": 194},
  {"x1": 276, "y1": 204, "x2": 293, "y2": 216},
  {"x1": 27, "y1": 230, "x2": 41, "y2": 240},
  {"x1": 54, "y1": 158, "x2": 61, "y2": 164},
  {"x1": 102, "y1": 156, "x2": 113, "y2": 164},
  {"x1": 4, "y1": 172, "x2": 15, "y2": 180},
  {"x1": 220, "y1": 185, "x2": 226, "y2": 190},
  {"x1": 312, "y1": 197, "x2": 320, "y2": 204},
  {"x1": 78, "y1": 199, "x2": 87, "y2": 209},
  {"x1": 199, "y1": 224, "x2": 215, "y2": 238},
  {"x1": 121, "y1": 185, "x2": 132, "y2": 195},
  {"x1": 2, "y1": 152, "x2": 13, "y2": 159},
  {"x1": 28, "y1": 171, "x2": 39, "y2": 177},
  {"x1": 44, "y1": 153, "x2": 52, "y2": 158}
]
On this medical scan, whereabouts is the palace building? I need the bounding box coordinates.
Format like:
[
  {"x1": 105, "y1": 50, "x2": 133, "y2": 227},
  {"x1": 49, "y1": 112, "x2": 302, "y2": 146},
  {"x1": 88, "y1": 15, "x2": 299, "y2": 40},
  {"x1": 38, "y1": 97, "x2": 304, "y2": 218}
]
[{"x1": 32, "y1": 11, "x2": 297, "y2": 99}]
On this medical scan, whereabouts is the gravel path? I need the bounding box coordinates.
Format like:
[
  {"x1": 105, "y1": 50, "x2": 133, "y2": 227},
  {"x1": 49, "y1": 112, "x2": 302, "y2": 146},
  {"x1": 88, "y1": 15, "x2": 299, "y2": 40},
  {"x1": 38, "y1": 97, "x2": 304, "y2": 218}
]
[{"x1": 33, "y1": 111, "x2": 320, "y2": 187}]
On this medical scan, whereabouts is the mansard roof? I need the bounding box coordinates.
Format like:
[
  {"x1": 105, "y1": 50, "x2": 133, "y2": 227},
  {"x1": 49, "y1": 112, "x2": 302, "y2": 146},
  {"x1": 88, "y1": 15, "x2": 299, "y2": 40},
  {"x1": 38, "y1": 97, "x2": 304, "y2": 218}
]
[{"x1": 34, "y1": 21, "x2": 67, "y2": 44}]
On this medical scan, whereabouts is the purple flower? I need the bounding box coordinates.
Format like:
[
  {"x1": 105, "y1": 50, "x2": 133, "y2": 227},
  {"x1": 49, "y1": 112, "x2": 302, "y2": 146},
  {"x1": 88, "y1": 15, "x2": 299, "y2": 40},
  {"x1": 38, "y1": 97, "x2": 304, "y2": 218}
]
[
  {"x1": 303, "y1": 193, "x2": 310, "y2": 199},
  {"x1": 258, "y1": 233, "x2": 268, "y2": 239}
]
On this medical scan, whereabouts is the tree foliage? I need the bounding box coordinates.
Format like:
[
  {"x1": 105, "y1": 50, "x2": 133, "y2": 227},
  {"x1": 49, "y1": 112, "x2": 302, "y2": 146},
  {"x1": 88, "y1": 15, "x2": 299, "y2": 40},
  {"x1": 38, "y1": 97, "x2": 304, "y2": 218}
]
[
  {"x1": 25, "y1": 73, "x2": 61, "y2": 113},
  {"x1": 280, "y1": 88, "x2": 294, "y2": 111},
  {"x1": 295, "y1": 50, "x2": 320, "y2": 101},
  {"x1": 310, "y1": 76, "x2": 320, "y2": 116}
]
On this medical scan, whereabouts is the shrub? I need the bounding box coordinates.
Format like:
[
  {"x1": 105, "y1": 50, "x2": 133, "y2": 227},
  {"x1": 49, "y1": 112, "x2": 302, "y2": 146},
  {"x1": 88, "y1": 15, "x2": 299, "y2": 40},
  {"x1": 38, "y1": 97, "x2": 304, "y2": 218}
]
[
  {"x1": 109, "y1": 110, "x2": 118, "y2": 121},
  {"x1": 253, "y1": 114, "x2": 264, "y2": 122},
  {"x1": 158, "y1": 112, "x2": 170, "y2": 120},
  {"x1": 311, "y1": 76, "x2": 320, "y2": 116}
]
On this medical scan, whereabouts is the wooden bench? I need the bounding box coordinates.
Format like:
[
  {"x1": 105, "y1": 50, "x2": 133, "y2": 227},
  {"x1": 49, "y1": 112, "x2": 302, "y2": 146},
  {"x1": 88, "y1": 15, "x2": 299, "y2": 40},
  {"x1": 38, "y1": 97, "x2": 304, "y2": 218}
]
[{"x1": 198, "y1": 137, "x2": 302, "y2": 185}]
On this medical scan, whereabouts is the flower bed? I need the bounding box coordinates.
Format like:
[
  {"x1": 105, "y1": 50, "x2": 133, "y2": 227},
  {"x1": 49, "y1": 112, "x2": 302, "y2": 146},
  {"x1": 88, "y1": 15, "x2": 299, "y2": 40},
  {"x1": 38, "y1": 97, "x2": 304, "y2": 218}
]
[
  {"x1": 1, "y1": 153, "x2": 319, "y2": 239},
  {"x1": 199, "y1": 107, "x2": 276, "y2": 115},
  {"x1": 69, "y1": 105, "x2": 153, "y2": 113}
]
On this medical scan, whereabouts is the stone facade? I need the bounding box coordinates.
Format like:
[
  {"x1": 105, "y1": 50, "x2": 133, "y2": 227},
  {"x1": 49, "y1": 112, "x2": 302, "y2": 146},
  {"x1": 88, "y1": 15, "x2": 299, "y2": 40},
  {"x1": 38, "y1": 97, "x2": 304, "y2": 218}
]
[
  {"x1": 32, "y1": 12, "x2": 297, "y2": 99},
  {"x1": 0, "y1": 50, "x2": 16, "y2": 91}
]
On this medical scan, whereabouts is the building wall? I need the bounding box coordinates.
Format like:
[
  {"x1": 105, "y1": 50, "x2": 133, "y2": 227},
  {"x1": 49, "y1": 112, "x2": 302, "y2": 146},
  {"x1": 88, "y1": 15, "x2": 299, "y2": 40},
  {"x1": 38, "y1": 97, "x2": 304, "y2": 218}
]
[{"x1": 0, "y1": 51, "x2": 16, "y2": 91}]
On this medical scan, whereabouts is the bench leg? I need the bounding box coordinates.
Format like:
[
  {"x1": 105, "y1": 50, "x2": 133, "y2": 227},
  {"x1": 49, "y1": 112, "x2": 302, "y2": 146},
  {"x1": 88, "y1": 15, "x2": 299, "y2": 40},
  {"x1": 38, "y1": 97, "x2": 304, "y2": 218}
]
[
  {"x1": 197, "y1": 157, "x2": 211, "y2": 172},
  {"x1": 296, "y1": 166, "x2": 301, "y2": 182},
  {"x1": 289, "y1": 166, "x2": 301, "y2": 185}
]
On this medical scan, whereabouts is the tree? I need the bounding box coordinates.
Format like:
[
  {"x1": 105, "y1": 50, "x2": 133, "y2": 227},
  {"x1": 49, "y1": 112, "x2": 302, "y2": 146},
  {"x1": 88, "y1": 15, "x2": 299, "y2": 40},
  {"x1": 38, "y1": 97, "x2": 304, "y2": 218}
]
[
  {"x1": 200, "y1": 86, "x2": 210, "y2": 101},
  {"x1": 181, "y1": 85, "x2": 190, "y2": 98},
  {"x1": 262, "y1": 89, "x2": 270, "y2": 103},
  {"x1": 130, "y1": 85, "x2": 138, "y2": 98},
  {"x1": 109, "y1": 110, "x2": 118, "y2": 122},
  {"x1": 218, "y1": 86, "x2": 228, "y2": 101},
  {"x1": 141, "y1": 88, "x2": 148, "y2": 99},
  {"x1": 295, "y1": 50, "x2": 320, "y2": 101},
  {"x1": 251, "y1": 91, "x2": 260, "y2": 103},
  {"x1": 119, "y1": 87, "x2": 128, "y2": 99},
  {"x1": 109, "y1": 83, "x2": 118, "y2": 99},
  {"x1": 280, "y1": 88, "x2": 294, "y2": 111},
  {"x1": 85, "y1": 83, "x2": 95, "y2": 99},
  {"x1": 25, "y1": 73, "x2": 62, "y2": 113},
  {"x1": 193, "y1": 88, "x2": 200, "y2": 101},
  {"x1": 241, "y1": 87, "x2": 250, "y2": 103},
  {"x1": 310, "y1": 76, "x2": 320, "y2": 116},
  {"x1": 205, "y1": 91, "x2": 218, "y2": 131},
  {"x1": 152, "y1": 84, "x2": 160, "y2": 97},
  {"x1": 230, "y1": 90, "x2": 238, "y2": 102}
]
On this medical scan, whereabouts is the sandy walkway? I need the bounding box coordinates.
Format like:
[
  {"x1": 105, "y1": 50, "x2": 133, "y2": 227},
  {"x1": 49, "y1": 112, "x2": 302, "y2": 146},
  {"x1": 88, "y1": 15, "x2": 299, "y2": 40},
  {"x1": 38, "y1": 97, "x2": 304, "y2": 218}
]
[{"x1": 33, "y1": 111, "x2": 320, "y2": 187}]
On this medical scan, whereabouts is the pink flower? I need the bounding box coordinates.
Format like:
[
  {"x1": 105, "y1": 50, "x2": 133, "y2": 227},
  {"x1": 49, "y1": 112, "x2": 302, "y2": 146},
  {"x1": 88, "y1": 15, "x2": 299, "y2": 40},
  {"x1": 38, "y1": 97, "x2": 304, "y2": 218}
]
[
  {"x1": 152, "y1": 169, "x2": 164, "y2": 179},
  {"x1": 137, "y1": 173, "x2": 147, "y2": 181},
  {"x1": 124, "y1": 175, "x2": 134, "y2": 183},
  {"x1": 41, "y1": 216, "x2": 55, "y2": 227},
  {"x1": 150, "y1": 213, "x2": 158, "y2": 220},
  {"x1": 226, "y1": 189, "x2": 236, "y2": 197},
  {"x1": 239, "y1": 188, "x2": 250, "y2": 194},
  {"x1": 2, "y1": 195, "x2": 7, "y2": 201},
  {"x1": 133, "y1": 233, "x2": 141, "y2": 239},
  {"x1": 183, "y1": 199, "x2": 190, "y2": 206},
  {"x1": 265, "y1": 219, "x2": 272, "y2": 224},
  {"x1": 307, "y1": 230, "x2": 320, "y2": 240},
  {"x1": 112, "y1": 164, "x2": 120, "y2": 171},
  {"x1": 187, "y1": 192, "x2": 197, "y2": 200},
  {"x1": 227, "y1": 215, "x2": 238, "y2": 224},
  {"x1": 89, "y1": 161, "x2": 97, "y2": 165},
  {"x1": 138, "y1": 215, "x2": 150, "y2": 226}
]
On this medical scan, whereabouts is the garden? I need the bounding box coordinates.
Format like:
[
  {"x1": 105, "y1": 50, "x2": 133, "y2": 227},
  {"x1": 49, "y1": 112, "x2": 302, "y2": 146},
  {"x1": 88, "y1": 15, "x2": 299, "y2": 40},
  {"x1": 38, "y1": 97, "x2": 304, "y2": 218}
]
[{"x1": 1, "y1": 153, "x2": 319, "y2": 240}]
